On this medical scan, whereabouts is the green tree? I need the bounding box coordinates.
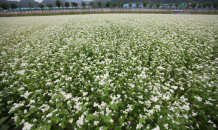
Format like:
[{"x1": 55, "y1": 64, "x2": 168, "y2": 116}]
[
  {"x1": 136, "y1": 2, "x2": 140, "y2": 8},
  {"x1": 161, "y1": 2, "x2": 164, "y2": 8},
  {"x1": 71, "y1": 2, "x2": 78, "y2": 9},
  {"x1": 81, "y1": 1, "x2": 86, "y2": 9},
  {"x1": 110, "y1": 0, "x2": 113, "y2": 8},
  {"x1": 143, "y1": 1, "x2": 147, "y2": 8},
  {"x1": 18, "y1": 3, "x2": 21, "y2": 11},
  {"x1": 129, "y1": 2, "x2": 132, "y2": 8},
  {"x1": 156, "y1": 2, "x2": 161, "y2": 8},
  {"x1": 203, "y1": 2, "x2": 207, "y2": 8},
  {"x1": 213, "y1": 3, "x2": 218, "y2": 10},
  {"x1": 207, "y1": 3, "x2": 212, "y2": 9},
  {"x1": 0, "y1": 3, "x2": 9, "y2": 11},
  {"x1": 149, "y1": 2, "x2": 154, "y2": 8},
  {"x1": 97, "y1": 1, "x2": 103, "y2": 8},
  {"x1": 198, "y1": 4, "x2": 202, "y2": 9},
  {"x1": 38, "y1": 3, "x2": 44, "y2": 9},
  {"x1": 65, "y1": 2, "x2": 69, "y2": 9},
  {"x1": 56, "y1": 0, "x2": 61, "y2": 9},
  {"x1": 175, "y1": 3, "x2": 179, "y2": 9},
  {"x1": 10, "y1": 3, "x2": 18, "y2": 11},
  {"x1": 61, "y1": 2, "x2": 63, "y2": 9},
  {"x1": 89, "y1": 2, "x2": 94, "y2": 9},
  {"x1": 105, "y1": 1, "x2": 110, "y2": 8},
  {"x1": 168, "y1": 3, "x2": 173, "y2": 9},
  {"x1": 47, "y1": 3, "x2": 53, "y2": 9},
  {"x1": 120, "y1": 2, "x2": 124, "y2": 8},
  {"x1": 190, "y1": 3, "x2": 197, "y2": 9},
  {"x1": 28, "y1": 2, "x2": 33, "y2": 10},
  {"x1": 113, "y1": 2, "x2": 118, "y2": 8}
]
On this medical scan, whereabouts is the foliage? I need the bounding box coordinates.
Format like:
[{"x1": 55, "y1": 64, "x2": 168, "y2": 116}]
[
  {"x1": 128, "y1": 2, "x2": 132, "y2": 8},
  {"x1": 161, "y1": 2, "x2": 164, "y2": 8},
  {"x1": 89, "y1": 2, "x2": 94, "y2": 8},
  {"x1": 120, "y1": 2, "x2": 124, "y2": 8},
  {"x1": 61, "y1": 2, "x2": 63, "y2": 8},
  {"x1": 113, "y1": 2, "x2": 118, "y2": 8},
  {"x1": 65, "y1": 2, "x2": 69, "y2": 8},
  {"x1": 149, "y1": 2, "x2": 154, "y2": 8},
  {"x1": 175, "y1": 3, "x2": 179, "y2": 9},
  {"x1": 213, "y1": 3, "x2": 218, "y2": 10},
  {"x1": 0, "y1": 3, "x2": 9, "y2": 10},
  {"x1": 207, "y1": 2, "x2": 212, "y2": 9},
  {"x1": 191, "y1": 3, "x2": 197, "y2": 9},
  {"x1": 136, "y1": 2, "x2": 140, "y2": 8},
  {"x1": 81, "y1": 1, "x2": 86, "y2": 9},
  {"x1": 156, "y1": 2, "x2": 161, "y2": 8},
  {"x1": 47, "y1": 3, "x2": 53, "y2": 9},
  {"x1": 203, "y1": 2, "x2": 212, "y2": 9},
  {"x1": 0, "y1": 14, "x2": 218, "y2": 130},
  {"x1": 28, "y1": 2, "x2": 33, "y2": 10},
  {"x1": 143, "y1": 1, "x2": 147, "y2": 8},
  {"x1": 105, "y1": 1, "x2": 110, "y2": 8},
  {"x1": 55, "y1": 0, "x2": 61, "y2": 9},
  {"x1": 9, "y1": 3, "x2": 18, "y2": 10},
  {"x1": 97, "y1": 1, "x2": 103, "y2": 8},
  {"x1": 198, "y1": 4, "x2": 202, "y2": 8},
  {"x1": 168, "y1": 2, "x2": 173, "y2": 8},
  {"x1": 38, "y1": 3, "x2": 44, "y2": 9},
  {"x1": 71, "y1": 2, "x2": 78, "y2": 9}
]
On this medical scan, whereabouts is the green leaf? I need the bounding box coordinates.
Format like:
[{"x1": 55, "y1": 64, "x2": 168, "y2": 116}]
[
  {"x1": 86, "y1": 114, "x2": 98, "y2": 121},
  {"x1": 101, "y1": 115, "x2": 111, "y2": 123},
  {"x1": 103, "y1": 127, "x2": 108, "y2": 130},
  {"x1": 139, "y1": 118, "x2": 145, "y2": 123},
  {"x1": 129, "y1": 116, "x2": 134, "y2": 121},
  {"x1": 126, "y1": 126, "x2": 130, "y2": 129},
  {"x1": 0, "y1": 125, "x2": 9, "y2": 130},
  {"x1": 0, "y1": 117, "x2": 9, "y2": 126}
]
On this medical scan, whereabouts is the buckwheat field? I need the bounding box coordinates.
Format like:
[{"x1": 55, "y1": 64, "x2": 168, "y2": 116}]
[{"x1": 0, "y1": 14, "x2": 218, "y2": 130}]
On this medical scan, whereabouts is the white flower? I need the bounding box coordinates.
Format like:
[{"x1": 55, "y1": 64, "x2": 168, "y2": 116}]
[
  {"x1": 21, "y1": 91, "x2": 32, "y2": 99},
  {"x1": 46, "y1": 113, "x2": 53, "y2": 118},
  {"x1": 69, "y1": 119, "x2": 73, "y2": 123},
  {"x1": 110, "y1": 119, "x2": 113, "y2": 123},
  {"x1": 17, "y1": 70, "x2": 25, "y2": 75},
  {"x1": 83, "y1": 92, "x2": 88, "y2": 96},
  {"x1": 100, "y1": 111, "x2": 104, "y2": 115},
  {"x1": 150, "y1": 96, "x2": 158, "y2": 102},
  {"x1": 136, "y1": 123, "x2": 143, "y2": 129},
  {"x1": 194, "y1": 96, "x2": 202, "y2": 102},
  {"x1": 164, "y1": 124, "x2": 168, "y2": 129},
  {"x1": 30, "y1": 100, "x2": 35, "y2": 104},
  {"x1": 33, "y1": 118, "x2": 37, "y2": 122},
  {"x1": 99, "y1": 80, "x2": 105, "y2": 85},
  {"x1": 152, "y1": 125, "x2": 160, "y2": 130},
  {"x1": 9, "y1": 102, "x2": 25, "y2": 113},
  {"x1": 22, "y1": 122, "x2": 34, "y2": 130},
  {"x1": 171, "y1": 86, "x2": 178, "y2": 90},
  {"x1": 94, "y1": 121, "x2": 99, "y2": 125},
  {"x1": 99, "y1": 126, "x2": 103, "y2": 130},
  {"x1": 24, "y1": 109, "x2": 27, "y2": 114}
]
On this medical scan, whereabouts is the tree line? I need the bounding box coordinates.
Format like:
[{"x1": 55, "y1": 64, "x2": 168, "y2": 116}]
[{"x1": 0, "y1": 0, "x2": 217, "y2": 11}]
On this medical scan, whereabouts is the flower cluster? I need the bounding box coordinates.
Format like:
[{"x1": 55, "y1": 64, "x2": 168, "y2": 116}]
[{"x1": 0, "y1": 14, "x2": 217, "y2": 130}]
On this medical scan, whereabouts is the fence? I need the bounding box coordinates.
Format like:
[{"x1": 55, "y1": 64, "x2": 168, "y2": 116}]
[{"x1": 0, "y1": 8, "x2": 217, "y2": 15}]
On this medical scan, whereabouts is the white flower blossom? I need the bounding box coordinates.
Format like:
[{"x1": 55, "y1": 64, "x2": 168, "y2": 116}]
[{"x1": 22, "y1": 122, "x2": 34, "y2": 130}]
